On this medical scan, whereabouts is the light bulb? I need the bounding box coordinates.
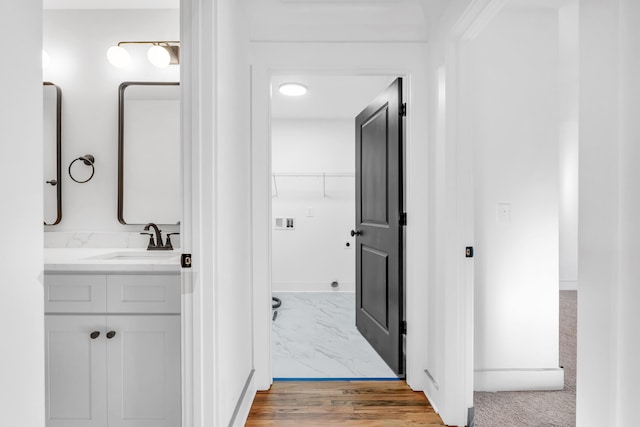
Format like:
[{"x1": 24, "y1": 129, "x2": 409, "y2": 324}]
[
  {"x1": 279, "y1": 83, "x2": 307, "y2": 97},
  {"x1": 148, "y1": 45, "x2": 170, "y2": 68},
  {"x1": 107, "y1": 45, "x2": 130, "y2": 68},
  {"x1": 42, "y1": 50, "x2": 51, "y2": 69}
]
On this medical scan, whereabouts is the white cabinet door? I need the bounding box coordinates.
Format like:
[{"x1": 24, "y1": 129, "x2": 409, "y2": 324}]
[
  {"x1": 45, "y1": 315, "x2": 107, "y2": 427},
  {"x1": 106, "y1": 315, "x2": 181, "y2": 427}
]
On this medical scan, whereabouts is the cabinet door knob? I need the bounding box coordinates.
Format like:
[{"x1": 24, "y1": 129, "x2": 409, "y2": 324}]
[
  {"x1": 350, "y1": 229, "x2": 362, "y2": 237},
  {"x1": 106, "y1": 331, "x2": 116, "y2": 339},
  {"x1": 90, "y1": 331, "x2": 100, "y2": 339}
]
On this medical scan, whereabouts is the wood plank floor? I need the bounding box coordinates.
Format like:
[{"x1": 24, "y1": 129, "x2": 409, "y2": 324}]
[{"x1": 245, "y1": 380, "x2": 447, "y2": 426}]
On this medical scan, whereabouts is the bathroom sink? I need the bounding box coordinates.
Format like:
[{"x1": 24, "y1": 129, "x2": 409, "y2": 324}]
[{"x1": 89, "y1": 251, "x2": 179, "y2": 261}]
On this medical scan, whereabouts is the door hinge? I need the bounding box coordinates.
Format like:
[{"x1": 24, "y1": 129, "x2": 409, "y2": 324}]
[
  {"x1": 400, "y1": 103, "x2": 407, "y2": 117},
  {"x1": 181, "y1": 253, "x2": 192, "y2": 268},
  {"x1": 401, "y1": 321, "x2": 407, "y2": 334},
  {"x1": 400, "y1": 212, "x2": 407, "y2": 226}
]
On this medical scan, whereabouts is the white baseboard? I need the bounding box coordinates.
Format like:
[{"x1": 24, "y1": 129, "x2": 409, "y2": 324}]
[
  {"x1": 230, "y1": 370, "x2": 256, "y2": 427},
  {"x1": 422, "y1": 388, "x2": 441, "y2": 417},
  {"x1": 560, "y1": 280, "x2": 578, "y2": 291},
  {"x1": 272, "y1": 281, "x2": 355, "y2": 292},
  {"x1": 474, "y1": 368, "x2": 564, "y2": 392}
]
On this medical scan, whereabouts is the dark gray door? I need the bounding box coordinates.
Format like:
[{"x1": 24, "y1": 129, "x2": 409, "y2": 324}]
[{"x1": 353, "y1": 78, "x2": 404, "y2": 375}]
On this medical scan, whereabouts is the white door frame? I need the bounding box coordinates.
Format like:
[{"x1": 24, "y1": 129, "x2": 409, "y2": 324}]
[
  {"x1": 249, "y1": 42, "x2": 429, "y2": 392},
  {"x1": 427, "y1": 1, "x2": 509, "y2": 424},
  {"x1": 180, "y1": 0, "x2": 217, "y2": 426}
]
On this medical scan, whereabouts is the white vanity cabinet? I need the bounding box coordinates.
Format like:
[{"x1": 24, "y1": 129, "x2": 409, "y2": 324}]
[
  {"x1": 45, "y1": 314, "x2": 107, "y2": 427},
  {"x1": 44, "y1": 273, "x2": 180, "y2": 427}
]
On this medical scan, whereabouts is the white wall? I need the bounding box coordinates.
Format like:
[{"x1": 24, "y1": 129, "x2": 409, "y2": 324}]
[
  {"x1": 617, "y1": 1, "x2": 640, "y2": 423},
  {"x1": 470, "y1": 8, "x2": 562, "y2": 391},
  {"x1": 578, "y1": 0, "x2": 640, "y2": 425},
  {"x1": 271, "y1": 118, "x2": 355, "y2": 292},
  {"x1": 0, "y1": 0, "x2": 45, "y2": 425},
  {"x1": 558, "y1": 1, "x2": 579, "y2": 290},
  {"x1": 43, "y1": 9, "x2": 179, "y2": 236},
  {"x1": 212, "y1": 1, "x2": 255, "y2": 425}
]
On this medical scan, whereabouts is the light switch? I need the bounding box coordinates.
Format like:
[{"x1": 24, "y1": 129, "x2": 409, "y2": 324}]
[
  {"x1": 497, "y1": 203, "x2": 511, "y2": 224},
  {"x1": 307, "y1": 207, "x2": 313, "y2": 217}
]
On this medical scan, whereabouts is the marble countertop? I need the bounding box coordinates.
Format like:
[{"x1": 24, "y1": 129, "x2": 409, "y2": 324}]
[{"x1": 44, "y1": 248, "x2": 181, "y2": 273}]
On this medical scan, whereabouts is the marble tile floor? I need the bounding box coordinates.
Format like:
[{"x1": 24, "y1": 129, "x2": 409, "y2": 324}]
[{"x1": 271, "y1": 292, "x2": 399, "y2": 379}]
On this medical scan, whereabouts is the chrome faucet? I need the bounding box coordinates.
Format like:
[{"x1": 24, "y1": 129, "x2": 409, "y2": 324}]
[{"x1": 141, "y1": 223, "x2": 177, "y2": 250}]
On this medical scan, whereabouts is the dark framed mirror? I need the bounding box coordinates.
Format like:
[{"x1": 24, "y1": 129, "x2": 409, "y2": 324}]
[
  {"x1": 43, "y1": 82, "x2": 62, "y2": 226},
  {"x1": 118, "y1": 82, "x2": 180, "y2": 225}
]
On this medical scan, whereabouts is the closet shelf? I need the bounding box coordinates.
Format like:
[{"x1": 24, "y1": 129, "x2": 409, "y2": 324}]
[{"x1": 272, "y1": 172, "x2": 355, "y2": 198}]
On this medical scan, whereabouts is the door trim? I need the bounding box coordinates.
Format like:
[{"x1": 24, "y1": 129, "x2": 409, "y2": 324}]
[
  {"x1": 420, "y1": 0, "x2": 508, "y2": 423},
  {"x1": 180, "y1": 0, "x2": 216, "y2": 426},
  {"x1": 249, "y1": 42, "x2": 429, "y2": 392}
]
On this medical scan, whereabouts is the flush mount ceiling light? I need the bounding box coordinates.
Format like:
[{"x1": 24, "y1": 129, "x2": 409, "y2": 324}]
[
  {"x1": 279, "y1": 83, "x2": 308, "y2": 97},
  {"x1": 107, "y1": 41, "x2": 180, "y2": 68}
]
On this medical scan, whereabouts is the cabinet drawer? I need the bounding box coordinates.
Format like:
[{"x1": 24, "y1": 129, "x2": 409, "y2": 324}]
[
  {"x1": 107, "y1": 275, "x2": 180, "y2": 314},
  {"x1": 45, "y1": 275, "x2": 107, "y2": 313}
]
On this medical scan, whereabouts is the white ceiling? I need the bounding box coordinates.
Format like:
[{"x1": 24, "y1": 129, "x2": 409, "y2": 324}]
[
  {"x1": 43, "y1": 0, "x2": 179, "y2": 9},
  {"x1": 242, "y1": 0, "x2": 429, "y2": 42},
  {"x1": 44, "y1": 0, "x2": 430, "y2": 41},
  {"x1": 271, "y1": 75, "x2": 396, "y2": 119},
  {"x1": 506, "y1": 0, "x2": 577, "y2": 9}
]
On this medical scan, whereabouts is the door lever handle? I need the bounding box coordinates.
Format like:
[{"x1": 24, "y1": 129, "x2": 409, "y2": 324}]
[{"x1": 350, "y1": 230, "x2": 362, "y2": 237}]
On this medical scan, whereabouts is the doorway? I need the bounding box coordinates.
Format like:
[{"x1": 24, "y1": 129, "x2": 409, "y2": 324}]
[
  {"x1": 41, "y1": 4, "x2": 183, "y2": 426},
  {"x1": 249, "y1": 41, "x2": 430, "y2": 400},
  {"x1": 460, "y1": 1, "x2": 579, "y2": 425},
  {"x1": 269, "y1": 74, "x2": 402, "y2": 379}
]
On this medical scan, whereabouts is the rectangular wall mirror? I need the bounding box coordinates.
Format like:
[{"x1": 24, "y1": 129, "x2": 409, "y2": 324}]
[
  {"x1": 43, "y1": 82, "x2": 62, "y2": 226},
  {"x1": 118, "y1": 82, "x2": 180, "y2": 225}
]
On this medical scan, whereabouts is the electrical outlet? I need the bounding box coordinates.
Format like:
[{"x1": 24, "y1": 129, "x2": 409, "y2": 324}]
[{"x1": 274, "y1": 217, "x2": 295, "y2": 230}]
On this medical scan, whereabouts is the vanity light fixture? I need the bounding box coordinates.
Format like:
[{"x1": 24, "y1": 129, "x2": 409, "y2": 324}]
[
  {"x1": 278, "y1": 83, "x2": 307, "y2": 97},
  {"x1": 107, "y1": 41, "x2": 180, "y2": 68}
]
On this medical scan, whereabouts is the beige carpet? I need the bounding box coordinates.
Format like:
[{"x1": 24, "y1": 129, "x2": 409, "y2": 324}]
[{"x1": 474, "y1": 291, "x2": 577, "y2": 426}]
